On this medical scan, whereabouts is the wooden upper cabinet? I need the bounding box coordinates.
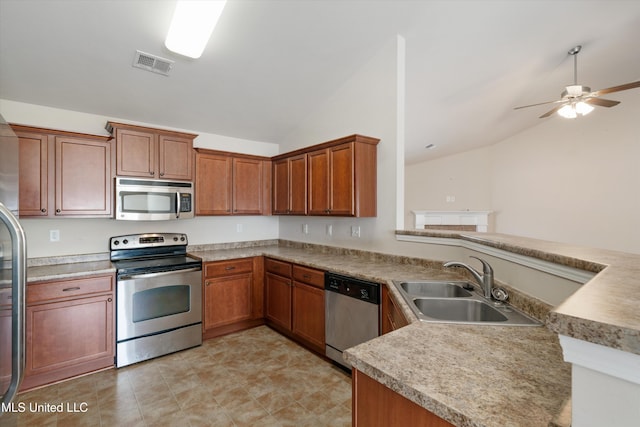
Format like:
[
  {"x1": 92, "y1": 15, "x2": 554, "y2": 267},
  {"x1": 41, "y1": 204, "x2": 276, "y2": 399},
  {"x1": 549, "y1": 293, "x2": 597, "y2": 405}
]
[
  {"x1": 17, "y1": 130, "x2": 49, "y2": 216},
  {"x1": 273, "y1": 154, "x2": 307, "y2": 215},
  {"x1": 158, "y1": 134, "x2": 194, "y2": 180},
  {"x1": 196, "y1": 153, "x2": 233, "y2": 215},
  {"x1": 195, "y1": 149, "x2": 271, "y2": 216},
  {"x1": 55, "y1": 136, "x2": 112, "y2": 216},
  {"x1": 13, "y1": 125, "x2": 114, "y2": 218},
  {"x1": 306, "y1": 135, "x2": 379, "y2": 217},
  {"x1": 106, "y1": 122, "x2": 196, "y2": 181}
]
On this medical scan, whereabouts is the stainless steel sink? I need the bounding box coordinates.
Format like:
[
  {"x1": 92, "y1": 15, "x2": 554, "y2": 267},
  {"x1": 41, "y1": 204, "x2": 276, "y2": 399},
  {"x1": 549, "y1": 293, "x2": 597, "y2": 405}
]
[
  {"x1": 413, "y1": 298, "x2": 508, "y2": 322},
  {"x1": 392, "y1": 280, "x2": 541, "y2": 326},
  {"x1": 400, "y1": 281, "x2": 472, "y2": 298}
]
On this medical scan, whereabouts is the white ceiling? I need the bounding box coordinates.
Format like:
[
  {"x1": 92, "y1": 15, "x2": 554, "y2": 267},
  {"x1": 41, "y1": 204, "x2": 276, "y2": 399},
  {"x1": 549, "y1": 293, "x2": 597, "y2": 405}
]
[{"x1": 1, "y1": 0, "x2": 639, "y2": 164}]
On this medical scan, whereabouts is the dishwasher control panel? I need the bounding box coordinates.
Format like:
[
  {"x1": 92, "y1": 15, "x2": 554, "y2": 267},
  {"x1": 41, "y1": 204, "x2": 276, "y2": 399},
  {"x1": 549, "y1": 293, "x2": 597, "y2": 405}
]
[{"x1": 325, "y1": 272, "x2": 380, "y2": 304}]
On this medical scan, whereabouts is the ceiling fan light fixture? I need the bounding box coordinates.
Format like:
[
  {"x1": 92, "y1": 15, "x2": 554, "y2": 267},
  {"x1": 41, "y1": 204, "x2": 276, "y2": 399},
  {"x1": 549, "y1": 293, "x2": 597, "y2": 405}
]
[
  {"x1": 557, "y1": 101, "x2": 594, "y2": 119},
  {"x1": 165, "y1": 0, "x2": 227, "y2": 59},
  {"x1": 575, "y1": 101, "x2": 594, "y2": 116},
  {"x1": 558, "y1": 104, "x2": 577, "y2": 119}
]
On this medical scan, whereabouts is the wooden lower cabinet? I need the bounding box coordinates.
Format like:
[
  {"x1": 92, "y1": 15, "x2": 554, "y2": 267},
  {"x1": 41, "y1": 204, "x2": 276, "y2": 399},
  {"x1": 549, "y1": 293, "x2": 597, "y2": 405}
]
[
  {"x1": 381, "y1": 285, "x2": 410, "y2": 334},
  {"x1": 292, "y1": 265, "x2": 325, "y2": 353},
  {"x1": 265, "y1": 271, "x2": 292, "y2": 330},
  {"x1": 21, "y1": 274, "x2": 115, "y2": 391},
  {"x1": 202, "y1": 257, "x2": 264, "y2": 340},
  {"x1": 265, "y1": 258, "x2": 325, "y2": 354},
  {"x1": 353, "y1": 369, "x2": 455, "y2": 427}
]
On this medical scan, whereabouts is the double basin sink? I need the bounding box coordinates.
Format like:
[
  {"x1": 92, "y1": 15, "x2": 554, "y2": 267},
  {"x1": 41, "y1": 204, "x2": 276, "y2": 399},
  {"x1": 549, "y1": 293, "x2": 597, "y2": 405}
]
[{"x1": 394, "y1": 280, "x2": 541, "y2": 326}]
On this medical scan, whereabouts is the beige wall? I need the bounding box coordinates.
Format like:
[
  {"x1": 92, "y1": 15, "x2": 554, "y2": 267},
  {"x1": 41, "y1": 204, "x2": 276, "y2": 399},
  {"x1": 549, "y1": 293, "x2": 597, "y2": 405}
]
[{"x1": 406, "y1": 90, "x2": 640, "y2": 254}]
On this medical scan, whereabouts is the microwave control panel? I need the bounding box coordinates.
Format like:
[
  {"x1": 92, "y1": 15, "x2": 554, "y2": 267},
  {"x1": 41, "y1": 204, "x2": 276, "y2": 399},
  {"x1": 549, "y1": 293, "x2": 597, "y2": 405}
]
[{"x1": 179, "y1": 193, "x2": 192, "y2": 212}]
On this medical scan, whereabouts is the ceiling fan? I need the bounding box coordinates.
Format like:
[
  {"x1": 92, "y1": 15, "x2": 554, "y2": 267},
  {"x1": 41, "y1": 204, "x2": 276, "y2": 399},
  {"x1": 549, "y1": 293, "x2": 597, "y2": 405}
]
[{"x1": 514, "y1": 45, "x2": 640, "y2": 119}]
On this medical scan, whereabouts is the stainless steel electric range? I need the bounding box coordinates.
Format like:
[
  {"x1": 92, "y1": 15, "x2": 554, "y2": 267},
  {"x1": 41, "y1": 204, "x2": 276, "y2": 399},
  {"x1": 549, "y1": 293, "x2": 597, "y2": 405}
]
[{"x1": 110, "y1": 232, "x2": 202, "y2": 368}]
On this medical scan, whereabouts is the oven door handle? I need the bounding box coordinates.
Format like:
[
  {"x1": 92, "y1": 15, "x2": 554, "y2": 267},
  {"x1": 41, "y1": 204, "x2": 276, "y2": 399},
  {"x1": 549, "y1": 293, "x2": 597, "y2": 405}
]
[{"x1": 118, "y1": 267, "x2": 202, "y2": 281}]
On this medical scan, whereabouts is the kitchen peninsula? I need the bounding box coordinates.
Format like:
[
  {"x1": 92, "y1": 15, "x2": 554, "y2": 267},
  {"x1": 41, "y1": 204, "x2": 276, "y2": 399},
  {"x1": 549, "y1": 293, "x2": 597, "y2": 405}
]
[{"x1": 18, "y1": 226, "x2": 640, "y2": 427}]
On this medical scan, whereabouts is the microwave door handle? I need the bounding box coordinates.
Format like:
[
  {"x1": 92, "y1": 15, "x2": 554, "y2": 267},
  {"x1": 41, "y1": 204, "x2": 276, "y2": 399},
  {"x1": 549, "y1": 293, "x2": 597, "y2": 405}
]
[{"x1": 176, "y1": 191, "x2": 181, "y2": 219}]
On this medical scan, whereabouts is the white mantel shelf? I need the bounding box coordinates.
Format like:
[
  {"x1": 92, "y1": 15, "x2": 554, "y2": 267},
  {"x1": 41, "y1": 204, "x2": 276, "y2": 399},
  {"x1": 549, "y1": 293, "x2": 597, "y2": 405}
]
[{"x1": 412, "y1": 210, "x2": 493, "y2": 232}]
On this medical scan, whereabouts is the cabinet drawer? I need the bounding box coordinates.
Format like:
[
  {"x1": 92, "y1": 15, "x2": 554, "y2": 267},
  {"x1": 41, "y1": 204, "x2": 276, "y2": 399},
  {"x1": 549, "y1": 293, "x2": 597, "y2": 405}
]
[
  {"x1": 28, "y1": 275, "x2": 114, "y2": 304},
  {"x1": 265, "y1": 258, "x2": 292, "y2": 277},
  {"x1": 204, "y1": 258, "x2": 253, "y2": 278},
  {"x1": 292, "y1": 265, "x2": 325, "y2": 289}
]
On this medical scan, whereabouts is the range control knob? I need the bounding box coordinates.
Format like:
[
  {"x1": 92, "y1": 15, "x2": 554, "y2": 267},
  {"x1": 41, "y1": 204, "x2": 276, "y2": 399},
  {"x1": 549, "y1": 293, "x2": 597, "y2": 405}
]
[
  {"x1": 180, "y1": 236, "x2": 186, "y2": 242},
  {"x1": 122, "y1": 239, "x2": 129, "y2": 245},
  {"x1": 173, "y1": 236, "x2": 179, "y2": 241},
  {"x1": 113, "y1": 240, "x2": 120, "y2": 246}
]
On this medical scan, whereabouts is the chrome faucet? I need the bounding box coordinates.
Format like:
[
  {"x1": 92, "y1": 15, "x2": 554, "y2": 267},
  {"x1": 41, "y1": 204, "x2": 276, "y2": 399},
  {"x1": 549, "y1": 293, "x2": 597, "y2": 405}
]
[{"x1": 443, "y1": 256, "x2": 494, "y2": 299}]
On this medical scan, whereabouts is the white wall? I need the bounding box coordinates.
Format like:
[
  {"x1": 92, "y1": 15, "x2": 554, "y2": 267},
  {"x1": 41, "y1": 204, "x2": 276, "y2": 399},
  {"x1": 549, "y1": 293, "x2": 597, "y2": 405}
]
[
  {"x1": 0, "y1": 99, "x2": 281, "y2": 258},
  {"x1": 276, "y1": 36, "x2": 405, "y2": 253},
  {"x1": 406, "y1": 91, "x2": 640, "y2": 255}
]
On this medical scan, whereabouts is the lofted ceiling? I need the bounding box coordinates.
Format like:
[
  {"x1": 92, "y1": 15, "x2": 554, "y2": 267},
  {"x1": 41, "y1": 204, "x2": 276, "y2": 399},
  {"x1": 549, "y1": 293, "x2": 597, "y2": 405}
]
[{"x1": 1, "y1": 0, "x2": 639, "y2": 164}]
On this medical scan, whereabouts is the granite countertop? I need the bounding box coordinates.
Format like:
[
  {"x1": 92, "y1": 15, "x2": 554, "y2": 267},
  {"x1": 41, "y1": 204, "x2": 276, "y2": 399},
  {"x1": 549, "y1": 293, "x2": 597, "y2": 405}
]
[{"x1": 27, "y1": 256, "x2": 114, "y2": 283}]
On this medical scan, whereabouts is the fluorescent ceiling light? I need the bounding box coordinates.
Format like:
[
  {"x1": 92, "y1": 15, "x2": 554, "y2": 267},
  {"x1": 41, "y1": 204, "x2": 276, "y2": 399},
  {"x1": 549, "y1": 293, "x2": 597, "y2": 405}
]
[{"x1": 165, "y1": 0, "x2": 227, "y2": 59}]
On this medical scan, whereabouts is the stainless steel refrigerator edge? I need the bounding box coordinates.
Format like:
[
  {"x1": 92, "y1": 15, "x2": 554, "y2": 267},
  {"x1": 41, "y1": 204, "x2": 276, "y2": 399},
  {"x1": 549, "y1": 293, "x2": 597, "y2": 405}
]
[{"x1": 0, "y1": 114, "x2": 28, "y2": 410}]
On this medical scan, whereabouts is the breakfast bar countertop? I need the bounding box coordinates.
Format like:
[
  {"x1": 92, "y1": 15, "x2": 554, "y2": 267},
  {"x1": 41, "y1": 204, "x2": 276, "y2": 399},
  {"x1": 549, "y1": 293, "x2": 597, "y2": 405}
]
[{"x1": 344, "y1": 322, "x2": 571, "y2": 427}]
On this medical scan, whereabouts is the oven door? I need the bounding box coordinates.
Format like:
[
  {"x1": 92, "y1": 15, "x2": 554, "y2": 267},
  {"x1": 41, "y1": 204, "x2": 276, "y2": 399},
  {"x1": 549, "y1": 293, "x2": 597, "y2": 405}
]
[{"x1": 117, "y1": 268, "x2": 202, "y2": 342}]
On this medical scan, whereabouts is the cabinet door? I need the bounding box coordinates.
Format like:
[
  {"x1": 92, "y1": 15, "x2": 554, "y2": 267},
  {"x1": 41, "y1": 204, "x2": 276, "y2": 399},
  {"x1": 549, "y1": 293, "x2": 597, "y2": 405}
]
[
  {"x1": 265, "y1": 272, "x2": 292, "y2": 330},
  {"x1": 273, "y1": 155, "x2": 307, "y2": 215},
  {"x1": 55, "y1": 136, "x2": 112, "y2": 216},
  {"x1": 307, "y1": 149, "x2": 330, "y2": 215},
  {"x1": 25, "y1": 294, "x2": 114, "y2": 378},
  {"x1": 353, "y1": 369, "x2": 455, "y2": 427},
  {"x1": 381, "y1": 286, "x2": 409, "y2": 335},
  {"x1": 272, "y1": 158, "x2": 290, "y2": 214},
  {"x1": 292, "y1": 281, "x2": 325, "y2": 351},
  {"x1": 158, "y1": 134, "x2": 193, "y2": 180},
  {"x1": 17, "y1": 131, "x2": 49, "y2": 216},
  {"x1": 115, "y1": 128, "x2": 156, "y2": 177},
  {"x1": 289, "y1": 154, "x2": 307, "y2": 215},
  {"x1": 204, "y1": 273, "x2": 253, "y2": 331},
  {"x1": 328, "y1": 143, "x2": 354, "y2": 216},
  {"x1": 195, "y1": 153, "x2": 233, "y2": 215},
  {"x1": 233, "y1": 157, "x2": 263, "y2": 214}
]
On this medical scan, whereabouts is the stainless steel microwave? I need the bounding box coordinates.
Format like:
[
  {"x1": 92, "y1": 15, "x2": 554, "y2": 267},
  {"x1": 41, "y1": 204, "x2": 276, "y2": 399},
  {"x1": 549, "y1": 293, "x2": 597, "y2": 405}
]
[{"x1": 115, "y1": 177, "x2": 194, "y2": 220}]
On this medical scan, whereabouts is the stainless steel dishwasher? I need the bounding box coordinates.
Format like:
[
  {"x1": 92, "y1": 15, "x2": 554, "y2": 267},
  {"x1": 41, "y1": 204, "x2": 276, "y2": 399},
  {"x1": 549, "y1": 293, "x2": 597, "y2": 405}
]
[{"x1": 325, "y1": 272, "x2": 380, "y2": 369}]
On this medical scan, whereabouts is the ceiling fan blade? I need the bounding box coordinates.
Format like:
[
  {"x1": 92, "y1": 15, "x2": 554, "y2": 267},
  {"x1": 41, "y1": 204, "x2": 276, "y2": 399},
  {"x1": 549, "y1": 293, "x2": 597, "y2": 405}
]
[
  {"x1": 514, "y1": 99, "x2": 564, "y2": 110},
  {"x1": 539, "y1": 105, "x2": 564, "y2": 118},
  {"x1": 590, "y1": 80, "x2": 640, "y2": 96},
  {"x1": 585, "y1": 97, "x2": 620, "y2": 108}
]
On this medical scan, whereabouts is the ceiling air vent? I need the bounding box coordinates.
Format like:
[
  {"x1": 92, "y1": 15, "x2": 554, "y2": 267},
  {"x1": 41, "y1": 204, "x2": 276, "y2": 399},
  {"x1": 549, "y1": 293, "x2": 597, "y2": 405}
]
[{"x1": 132, "y1": 50, "x2": 174, "y2": 76}]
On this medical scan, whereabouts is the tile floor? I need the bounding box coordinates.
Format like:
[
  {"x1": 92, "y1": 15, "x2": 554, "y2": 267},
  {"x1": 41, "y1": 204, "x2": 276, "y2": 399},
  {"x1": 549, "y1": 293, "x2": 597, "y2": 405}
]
[{"x1": 3, "y1": 326, "x2": 352, "y2": 426}]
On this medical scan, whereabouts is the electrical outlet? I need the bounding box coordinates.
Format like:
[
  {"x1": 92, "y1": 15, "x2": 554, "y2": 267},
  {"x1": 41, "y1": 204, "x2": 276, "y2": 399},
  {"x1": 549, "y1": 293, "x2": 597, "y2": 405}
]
[
  {"x1": 302, "y1": 224, "x2": 309, "y2": 234},
  {"x1": 236, "y1": 224, "x2": 243, "y2": 233},
  {"x1": 446, "y1": 195, "x2": 456, "y2": 203},
  {"x1": 326, "y1": 224, "x2": 333, "y2": 236},
  {"x1": 350, "y1": 226, "x2": 361, "y2": 238},
  {"x1": 49, "y1": 229, "x2": 60, "y2": 242}
]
